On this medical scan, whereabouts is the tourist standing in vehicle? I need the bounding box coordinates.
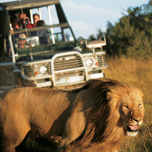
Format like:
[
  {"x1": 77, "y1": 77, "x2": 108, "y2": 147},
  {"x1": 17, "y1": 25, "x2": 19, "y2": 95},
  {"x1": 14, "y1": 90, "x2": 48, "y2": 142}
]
[
  {"x1": 19, "y1": 12, "x2": 33, "y2": 28},
  {"x1": 33, "y1": 13, "x2": 40, "y2": 27},
  {"x1": 37, "y1": 20, "x2": 45, "y2": 27},
  {"x1": 36, "y1": 20, "x2": 49, "y2": 44},
  {"x1": 10, "y1": 15, "x2": 19, "y2": 30},
  {"x1": 11, "y1": 19, "x2": 19, "y2": 30}
]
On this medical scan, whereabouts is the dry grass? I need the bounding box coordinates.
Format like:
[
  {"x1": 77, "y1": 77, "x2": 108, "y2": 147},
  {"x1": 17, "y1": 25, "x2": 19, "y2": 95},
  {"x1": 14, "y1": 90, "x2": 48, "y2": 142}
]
[{"x1": 105, "y1": 57, "x2": 152, "y2": 152}]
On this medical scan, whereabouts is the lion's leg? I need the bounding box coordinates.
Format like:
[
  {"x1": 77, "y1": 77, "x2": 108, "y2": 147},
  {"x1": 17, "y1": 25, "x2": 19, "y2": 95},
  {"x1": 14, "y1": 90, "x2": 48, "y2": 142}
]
[
  {"x1": 0, "y1": 122, "x2": 30, "y2": 152},
  {"x1": 0, "y1": 132, "x2": 20, "y2": 152},
  {"x1": 0, "y1": 131, "x2": 29, "y2": 152},
  {"x1": 0, "y1": 139, "x2": 16, "y2": 152},
  {"x1": 58, "y1": 107, "x2": 86, "y2": 150}
]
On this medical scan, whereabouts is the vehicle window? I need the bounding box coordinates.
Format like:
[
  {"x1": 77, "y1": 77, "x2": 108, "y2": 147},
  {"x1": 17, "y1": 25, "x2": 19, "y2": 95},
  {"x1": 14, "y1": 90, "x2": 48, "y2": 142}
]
[
  {"x1": 9, "y1": 3, "x2": 75, "y2": 56},
  {"x1": 12, "y1": 26, "x2": 74, "y2": 52},
  {"x1": 62, "y1": 28, "x2": 74, "y2": 41}
]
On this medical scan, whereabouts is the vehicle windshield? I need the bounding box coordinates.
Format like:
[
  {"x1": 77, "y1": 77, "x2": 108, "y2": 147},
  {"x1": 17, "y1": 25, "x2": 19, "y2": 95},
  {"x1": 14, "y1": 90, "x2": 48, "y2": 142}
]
[{"x1": 12, "y1": 25, "x2": 75, "y2": 55}]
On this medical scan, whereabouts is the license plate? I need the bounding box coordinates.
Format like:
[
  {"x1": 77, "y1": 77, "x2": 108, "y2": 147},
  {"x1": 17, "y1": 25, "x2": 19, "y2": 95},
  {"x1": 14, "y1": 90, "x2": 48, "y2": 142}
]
[
  {"x1": 60, "y1": 76, "x2": 80, "y2": 84},
  {"x1": 36, "y1": 81, "x2": 52, "y2": 87}
]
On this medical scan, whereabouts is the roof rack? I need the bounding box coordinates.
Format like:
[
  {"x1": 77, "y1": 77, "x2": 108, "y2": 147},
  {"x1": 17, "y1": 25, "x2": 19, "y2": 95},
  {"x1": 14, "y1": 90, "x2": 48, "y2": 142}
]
[{"x1": 0, "y1": 0, "x2": 59, "y2": 10}]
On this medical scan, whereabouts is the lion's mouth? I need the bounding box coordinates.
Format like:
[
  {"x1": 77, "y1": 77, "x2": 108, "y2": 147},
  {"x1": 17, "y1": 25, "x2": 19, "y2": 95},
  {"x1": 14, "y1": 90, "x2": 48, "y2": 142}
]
[{"x1": 126, "y1": 124, "x2": 139, "y2": 132}]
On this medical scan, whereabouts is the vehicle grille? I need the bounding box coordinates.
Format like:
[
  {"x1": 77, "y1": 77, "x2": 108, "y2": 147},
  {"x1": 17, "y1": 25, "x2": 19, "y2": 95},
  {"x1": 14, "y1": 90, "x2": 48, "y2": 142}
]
[
  {"x1": 54, "y1": 54, "x2": 83, "y2": 71},
  {"x1": 97, "y1": 55, "x2": 106, "y2": 66},
  {"x1": 21, "y1": 53, "x2": 106, "y2": 79}
]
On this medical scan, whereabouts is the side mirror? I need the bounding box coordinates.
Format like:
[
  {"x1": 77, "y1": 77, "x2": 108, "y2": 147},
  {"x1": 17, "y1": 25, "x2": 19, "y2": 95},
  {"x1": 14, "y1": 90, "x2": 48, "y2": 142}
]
[{"x1": 86, "y1": 35, "x2": 106, "y2": 52}]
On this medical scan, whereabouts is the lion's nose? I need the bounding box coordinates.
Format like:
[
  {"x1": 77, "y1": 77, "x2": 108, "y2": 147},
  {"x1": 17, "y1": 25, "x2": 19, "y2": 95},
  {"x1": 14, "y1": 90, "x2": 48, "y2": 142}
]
[{"x1": 133, "y1": 118, "x2": 141, "y2": 122}]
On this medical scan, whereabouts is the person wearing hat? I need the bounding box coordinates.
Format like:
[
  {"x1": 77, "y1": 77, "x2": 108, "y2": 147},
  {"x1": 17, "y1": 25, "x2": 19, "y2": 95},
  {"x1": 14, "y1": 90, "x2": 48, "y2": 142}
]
[{"x1": 18, "y1": 33, "x2": 29, "y2": 48}]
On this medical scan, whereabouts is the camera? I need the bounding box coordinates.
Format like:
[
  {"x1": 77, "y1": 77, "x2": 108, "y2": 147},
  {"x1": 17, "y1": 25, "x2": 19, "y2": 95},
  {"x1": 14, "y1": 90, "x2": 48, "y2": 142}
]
[{"x1": 25, "y1": 19, "x2": 29, "y2": 25}]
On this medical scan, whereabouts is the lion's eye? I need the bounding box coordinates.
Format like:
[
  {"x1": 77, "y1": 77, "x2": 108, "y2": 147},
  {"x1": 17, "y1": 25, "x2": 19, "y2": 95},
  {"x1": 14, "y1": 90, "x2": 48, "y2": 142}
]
[
  {"x1": 124, "y1": 105, "x2": 129, "y2": 109},
  {"x1": 138, "y1": 104, "x2": 141, "y2": 108}
]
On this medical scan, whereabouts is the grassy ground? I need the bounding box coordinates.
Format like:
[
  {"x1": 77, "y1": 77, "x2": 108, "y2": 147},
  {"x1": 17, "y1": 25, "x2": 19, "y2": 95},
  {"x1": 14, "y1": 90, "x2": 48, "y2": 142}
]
[{"x1": 105, "y1": 57, "x2": 152, "y2": 152}]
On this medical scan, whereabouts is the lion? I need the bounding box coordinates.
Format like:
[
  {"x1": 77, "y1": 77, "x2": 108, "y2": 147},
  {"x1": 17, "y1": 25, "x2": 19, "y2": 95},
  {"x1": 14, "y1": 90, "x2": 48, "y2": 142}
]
[{"x1": 0, "y1": 79, "x2": 144, "y2": 152}]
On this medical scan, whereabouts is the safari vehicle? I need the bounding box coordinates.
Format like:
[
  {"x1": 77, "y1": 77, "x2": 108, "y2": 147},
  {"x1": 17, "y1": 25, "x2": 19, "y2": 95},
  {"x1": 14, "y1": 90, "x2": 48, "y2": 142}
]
[{"x1": 0, "y1": 0, "x2": 108, "y2": 92}]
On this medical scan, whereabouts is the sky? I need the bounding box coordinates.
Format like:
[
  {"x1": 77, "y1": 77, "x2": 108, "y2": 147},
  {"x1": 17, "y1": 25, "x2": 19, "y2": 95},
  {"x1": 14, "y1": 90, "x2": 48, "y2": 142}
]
[{"x1": 0, "y1": 0, "x2": 150, "y2": 38}]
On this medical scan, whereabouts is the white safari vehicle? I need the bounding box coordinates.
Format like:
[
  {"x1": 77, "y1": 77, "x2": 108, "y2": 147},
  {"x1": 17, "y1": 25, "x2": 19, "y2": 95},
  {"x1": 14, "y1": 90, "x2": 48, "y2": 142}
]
[{"x1": 0, "y1": 0, "x2": 108, "y2": 92}]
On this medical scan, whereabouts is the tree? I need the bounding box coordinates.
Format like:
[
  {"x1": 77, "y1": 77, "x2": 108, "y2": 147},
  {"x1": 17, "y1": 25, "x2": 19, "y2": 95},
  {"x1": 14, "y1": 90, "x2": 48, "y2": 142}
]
[
  {"x1": 96, "y1": 29, "x2": 104, "y2": 40},
  {"x1": 103, "y1": 0, "x2": 152, "y2": 59},
  {"x1": 88, "y1": 34, "x2": 96, "y2": 41}
]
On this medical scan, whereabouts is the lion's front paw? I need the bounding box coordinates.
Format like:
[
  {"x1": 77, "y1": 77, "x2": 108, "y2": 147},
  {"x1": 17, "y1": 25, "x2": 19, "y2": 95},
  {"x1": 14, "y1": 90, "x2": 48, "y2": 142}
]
[
  {"x1": 59, "y1": 138, "x2": 70, "y2": 147},
  {"x1": 57, "y1": 138, "x2": 70, "y2": 152}
]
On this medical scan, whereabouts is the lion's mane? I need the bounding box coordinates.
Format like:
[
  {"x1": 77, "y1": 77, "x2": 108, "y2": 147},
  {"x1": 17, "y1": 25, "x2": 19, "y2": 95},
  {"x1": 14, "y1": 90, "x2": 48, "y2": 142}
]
[{"x1": 64, "y1": 79, "x2": 144, "y2": 152}]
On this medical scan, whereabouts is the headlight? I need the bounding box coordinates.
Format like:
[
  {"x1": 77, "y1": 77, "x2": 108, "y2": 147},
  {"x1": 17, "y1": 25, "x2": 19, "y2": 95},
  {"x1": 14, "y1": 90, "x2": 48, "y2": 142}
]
[
  {"x1": 85, "y1": 58, "x2": 93, "y2": 67},
  {"x1": 39, "y1": 66, "x2": 47, "y2": 74}
]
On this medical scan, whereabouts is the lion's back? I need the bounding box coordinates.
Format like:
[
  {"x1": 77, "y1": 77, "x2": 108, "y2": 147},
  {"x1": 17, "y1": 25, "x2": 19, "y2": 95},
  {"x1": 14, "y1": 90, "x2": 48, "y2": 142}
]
[{"x1": 0, "y1": 87, "x2": 33, "y2": 110}]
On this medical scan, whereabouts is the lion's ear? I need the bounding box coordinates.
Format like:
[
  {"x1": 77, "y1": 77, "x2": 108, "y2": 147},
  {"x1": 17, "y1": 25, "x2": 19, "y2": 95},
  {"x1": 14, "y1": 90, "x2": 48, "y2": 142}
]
[
  {"x1": 107, "y1": 91, "x2": 121, "y2": 110},
  {"x1": 139, "y1": 89, "x2": 144, "y2": 97},
  {"x1": 107, "y1": 91, "x2": 120, "y2": 101},
  {"x1": 135, "y1": 88, "x2": 144, "y2": 102},
  {"x1": 107, "y1": 92, "x2": 112, "y2": 101}
]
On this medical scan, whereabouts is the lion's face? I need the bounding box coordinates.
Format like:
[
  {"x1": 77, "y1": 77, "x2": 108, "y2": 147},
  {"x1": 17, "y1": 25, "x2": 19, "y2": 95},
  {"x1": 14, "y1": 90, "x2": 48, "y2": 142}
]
[{"x1": 119, "y1": 89, "x2": 145, "y2": 136}]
